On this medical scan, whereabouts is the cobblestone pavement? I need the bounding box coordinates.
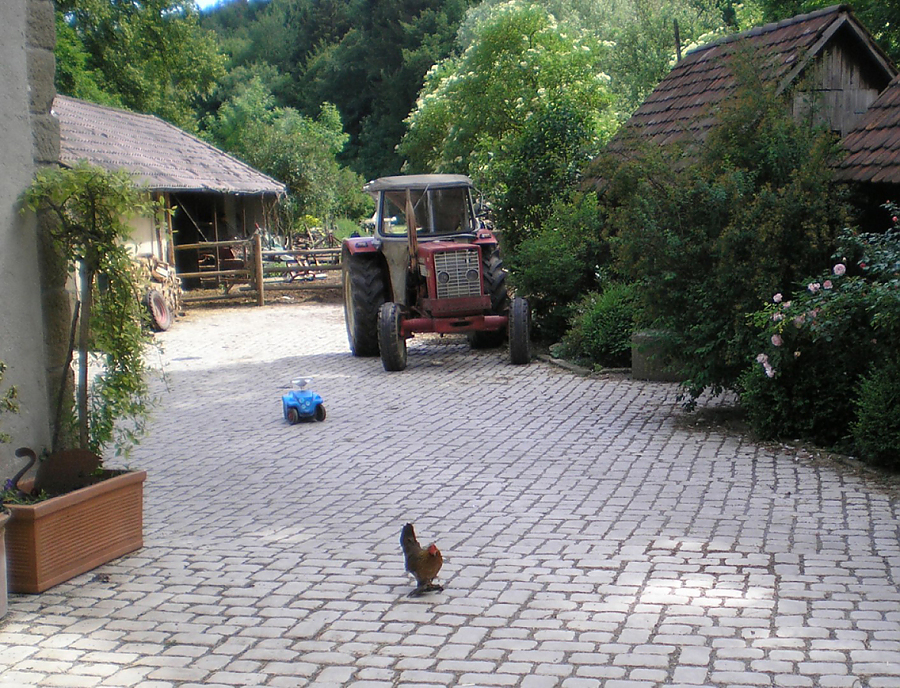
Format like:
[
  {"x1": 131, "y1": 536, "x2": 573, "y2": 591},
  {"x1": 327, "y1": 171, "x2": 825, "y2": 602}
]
[{"x1": 2, "y1": 300, "x2": 900, "y2": 688}]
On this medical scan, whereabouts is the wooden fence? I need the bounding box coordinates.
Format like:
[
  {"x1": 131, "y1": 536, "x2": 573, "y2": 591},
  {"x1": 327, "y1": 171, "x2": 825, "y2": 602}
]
[{"x1": 175, "y1": 236, "x2": 341, "y2": 305}]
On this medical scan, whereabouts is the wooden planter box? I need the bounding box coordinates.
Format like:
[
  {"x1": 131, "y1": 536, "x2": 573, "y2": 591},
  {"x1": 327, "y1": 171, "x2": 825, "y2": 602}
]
[{"x1": 4, "y1": 470, "x2": 146, "y2": 593}]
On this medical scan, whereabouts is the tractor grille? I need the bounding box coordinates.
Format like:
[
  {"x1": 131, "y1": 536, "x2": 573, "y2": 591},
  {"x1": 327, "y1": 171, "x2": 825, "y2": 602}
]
[{"x1": 433, "y1": 249, "x2": 482, "y2": 299}]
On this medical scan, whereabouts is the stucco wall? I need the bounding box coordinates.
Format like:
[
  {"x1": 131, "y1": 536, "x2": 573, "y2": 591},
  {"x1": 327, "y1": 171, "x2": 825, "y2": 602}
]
[{"x1": 0, "y1": 0, "x2": 61, "y2": 479}]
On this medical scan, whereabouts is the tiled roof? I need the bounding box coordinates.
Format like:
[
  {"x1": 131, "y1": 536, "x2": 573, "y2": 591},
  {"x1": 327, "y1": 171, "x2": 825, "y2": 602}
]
[
  {"x1": 835, "y1": 74, "x2": 900, "y2": 183},
  {"x1": 53, "y1": 95, "x2": 286, "y2": 195},
  {"x1": 610, "y1": 5, "x2": 891, "y2": 153}
]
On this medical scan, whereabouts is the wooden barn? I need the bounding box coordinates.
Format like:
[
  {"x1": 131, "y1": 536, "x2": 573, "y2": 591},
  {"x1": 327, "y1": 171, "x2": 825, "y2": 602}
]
[
  {"x1": 53, "y1": 95, "x2": 287, "y2": 317},
  {"x1": 603, "y1": 5, "x2": 895, "y2": 162}
]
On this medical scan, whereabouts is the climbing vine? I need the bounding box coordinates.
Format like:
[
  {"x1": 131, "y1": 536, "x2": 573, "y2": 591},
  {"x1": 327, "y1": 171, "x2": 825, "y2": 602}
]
[{"x1": 0, "y1": 361, "x2": 19, "y2": 445}]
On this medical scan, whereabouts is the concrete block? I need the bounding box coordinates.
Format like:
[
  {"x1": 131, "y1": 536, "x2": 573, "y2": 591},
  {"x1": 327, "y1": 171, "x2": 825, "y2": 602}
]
[{"x1": 26, "y1": 0, "x2": 56, "y2": 51}]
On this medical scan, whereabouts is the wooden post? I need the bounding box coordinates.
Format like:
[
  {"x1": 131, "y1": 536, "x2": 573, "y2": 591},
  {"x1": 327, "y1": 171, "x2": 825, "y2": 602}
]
[{"x1": 253, "y1": 232, "x2": 264, "y2": 306}]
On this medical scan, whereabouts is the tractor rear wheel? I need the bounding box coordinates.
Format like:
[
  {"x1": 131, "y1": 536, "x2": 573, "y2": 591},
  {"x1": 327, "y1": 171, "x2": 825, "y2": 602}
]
[
  {"x1": 343, "y1": 249, "x2": 385, "y2": 356},
  {"x1": 378, "y1": 302, "x2": 407, "y2": 371},
  {"x1": 509, "y1": 297, "x2": 531, "y2": 365}
]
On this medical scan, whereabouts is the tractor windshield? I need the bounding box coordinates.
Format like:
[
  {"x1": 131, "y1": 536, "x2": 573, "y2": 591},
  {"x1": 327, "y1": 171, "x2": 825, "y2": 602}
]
[{"x1": 379, "y1": 186, "x2": 474, "y2": 237}]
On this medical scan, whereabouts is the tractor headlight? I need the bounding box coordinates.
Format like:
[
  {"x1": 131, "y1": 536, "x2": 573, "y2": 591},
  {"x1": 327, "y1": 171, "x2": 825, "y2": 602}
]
[
  {"x1": 466, "y1": 269, "x2": 479, "y2": 282},
  {"x1": 437, "y1": 271, "x2": 450, "y2": 284}
]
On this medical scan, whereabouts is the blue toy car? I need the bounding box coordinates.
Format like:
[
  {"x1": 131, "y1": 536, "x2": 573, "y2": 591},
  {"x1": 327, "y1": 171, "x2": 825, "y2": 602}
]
[{"x1": 282, "y1": 378, "x2": 326, "y2": 424}]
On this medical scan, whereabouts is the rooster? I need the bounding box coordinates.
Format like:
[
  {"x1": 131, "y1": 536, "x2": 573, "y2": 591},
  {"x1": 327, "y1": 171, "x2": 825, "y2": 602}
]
[{"x1": 400, "y1": 523, "x2": 443, "y2": 597}]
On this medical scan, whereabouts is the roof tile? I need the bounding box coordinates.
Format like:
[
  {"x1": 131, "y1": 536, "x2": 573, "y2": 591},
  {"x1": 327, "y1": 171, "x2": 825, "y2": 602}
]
[
  {"x1": 53, "y1": 96, "x2": 286, "y2": 195},
  {"x1": 607, "y1": 5, "x2": 894, "y2": 164}
]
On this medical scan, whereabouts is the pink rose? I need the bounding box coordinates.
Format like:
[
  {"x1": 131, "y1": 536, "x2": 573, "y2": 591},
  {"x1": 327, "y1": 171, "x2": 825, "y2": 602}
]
[
  {"x1": 807, "y1": 282, "x2": 821, "y2": 294},
  {"x1": 757, "y1": 352, "x2": 775, "y2": 377},
  {"x1": 773, "y1": 293, "x2": 783, "y2": 303},
  {"x1": 771, "y1": 334, "x2": 783, "y2": 347},
  {"x1": 833, "y1": 263, "x2": 846, "y2": 276},
  {"x1": 772, "y1": 312, "x2": 784, "y2": 322},
  {"x1": 823, "y1": 280, "x2": 833, "y2": 290}
]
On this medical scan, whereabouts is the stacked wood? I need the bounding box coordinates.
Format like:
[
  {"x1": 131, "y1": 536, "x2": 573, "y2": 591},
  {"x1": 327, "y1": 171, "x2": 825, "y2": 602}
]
[{"x1": 135, "y1": 256, "x2": 182, "y2": 324}]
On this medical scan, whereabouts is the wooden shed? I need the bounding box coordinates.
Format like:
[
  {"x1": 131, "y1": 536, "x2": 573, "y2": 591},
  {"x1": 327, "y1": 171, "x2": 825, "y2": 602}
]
[
  {"x1": 603, "y1": 5, "x2": 895, "y2": 162},
  {"x1": 53, "y1": 95, "x2": 287, "y2": 303}
]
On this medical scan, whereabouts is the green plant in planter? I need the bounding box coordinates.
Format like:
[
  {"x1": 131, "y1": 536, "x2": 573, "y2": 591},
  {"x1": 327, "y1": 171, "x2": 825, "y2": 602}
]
[{"x1": 21, "y1": 161, "x2": 167, "y2": 458}]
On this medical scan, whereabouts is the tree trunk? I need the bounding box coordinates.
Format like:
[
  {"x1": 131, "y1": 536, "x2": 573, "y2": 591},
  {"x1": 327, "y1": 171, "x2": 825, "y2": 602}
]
[{"x1": 77, "y1": 260, "x2": 93, "y2": 450}]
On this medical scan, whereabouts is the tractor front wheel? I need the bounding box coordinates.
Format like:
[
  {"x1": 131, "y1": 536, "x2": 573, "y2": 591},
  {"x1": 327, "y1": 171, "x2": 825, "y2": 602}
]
[
  {"x1": 509, "y1": 297, "x2": 531, "y2": 365},
  {"x1": 378, "y1": 302, "x2": 408, "y2": 371},
  {"x1": 343, "y1": 249, "x2": 385, "y2": 357}
]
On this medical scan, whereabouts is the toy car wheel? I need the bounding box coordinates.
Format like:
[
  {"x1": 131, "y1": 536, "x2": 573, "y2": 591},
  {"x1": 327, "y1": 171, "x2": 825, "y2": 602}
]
[
  {"x1": 509, "y1": 296, "x2": 531, "y2": 365},
  {"x1": 286, "y1": 407, "x2": 300, "y2": 425},
  {"x1": 378, "y1": 302, "x2": 407, "y2": 371},
  {"x1": 315, "y1": 404, "x2": 326, "y2": 422}
]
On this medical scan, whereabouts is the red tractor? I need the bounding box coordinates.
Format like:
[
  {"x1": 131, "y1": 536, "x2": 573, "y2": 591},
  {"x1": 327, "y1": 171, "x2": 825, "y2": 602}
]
[{"x1": 342, "y1": 174, "x2": 531, "y2": 371}]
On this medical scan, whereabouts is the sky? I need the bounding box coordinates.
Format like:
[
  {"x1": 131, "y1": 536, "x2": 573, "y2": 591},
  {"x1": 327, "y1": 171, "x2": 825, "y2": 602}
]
[{"x1": 196, "y1": 0, "x2": 223, "y2": 10}]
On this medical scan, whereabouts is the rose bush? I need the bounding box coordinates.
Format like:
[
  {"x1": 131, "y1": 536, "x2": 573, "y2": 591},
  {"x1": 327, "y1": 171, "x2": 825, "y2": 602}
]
[{"x1": 740, "y1": 216, "x2": 900, "y2": 467}]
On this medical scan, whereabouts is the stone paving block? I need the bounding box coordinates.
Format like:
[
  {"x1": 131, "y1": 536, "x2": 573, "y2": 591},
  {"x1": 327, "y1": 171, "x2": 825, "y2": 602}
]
[{"x1": 1, "y1": 302, "x2": 899, "y2": 687}]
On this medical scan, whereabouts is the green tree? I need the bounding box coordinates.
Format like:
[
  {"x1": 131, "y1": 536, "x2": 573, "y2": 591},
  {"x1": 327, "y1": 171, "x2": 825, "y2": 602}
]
[
  {"x1": 459, "y1": 0, "x2": 737, "y2": 115},
  {"x1": 202, "y1": 0, "x2": 473, "y2": 179},
  {"x1": 56, "y1": 0, "x2": 225, "y2": 130},
  {"x1": 748, "y1": 0, "x2": 900, "y2": 64},
  {"x1": 599, "y1": 60, "x2": 851, "y2": 402},
  {"x1": 400, "y1": 1, "x2": 616, "y2": 246},
  {"x1": 299, "y1": 0, "x2": 473, "y2": 177},
  {"x1": 205, "y1": 78, "x2": 370, "y2": 228}
]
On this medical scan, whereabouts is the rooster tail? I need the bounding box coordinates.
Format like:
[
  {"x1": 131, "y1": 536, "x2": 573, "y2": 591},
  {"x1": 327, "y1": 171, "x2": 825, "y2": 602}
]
[{"x1": 400, "y1": 523, "x2": 419, "y2": 551}]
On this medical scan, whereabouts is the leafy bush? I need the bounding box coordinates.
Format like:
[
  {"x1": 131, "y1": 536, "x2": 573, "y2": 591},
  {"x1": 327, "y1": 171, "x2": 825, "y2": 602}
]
[
  {"x1": 739, "y1": 337, "x2": 868, "y2": 448},
  {"x1": 599, "y1": 56, "x2": 850, "y2": 402},
  {"x1": 853, "y1": 356, "x2": 900, "y2": 469},
  {"x1": 741, "y1": 222, "x2": 900, "y2": 459},
  {"x1": 508, "y1": 192, "x2": 608, "y2": 341},
  {"x1": 557, "y1": 283, "x2": 638, "y2": 367}
]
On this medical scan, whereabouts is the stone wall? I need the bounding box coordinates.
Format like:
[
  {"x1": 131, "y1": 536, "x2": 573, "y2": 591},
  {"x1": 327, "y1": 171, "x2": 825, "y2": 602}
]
[{"x1": 0, "y1": 0, "x2": 65, "y2": 478}]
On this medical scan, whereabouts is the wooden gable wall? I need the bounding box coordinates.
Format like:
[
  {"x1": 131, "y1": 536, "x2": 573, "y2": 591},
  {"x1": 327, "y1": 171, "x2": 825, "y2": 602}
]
[{"x1": 793, "y1": 27, "x2": 892, "y2": 137}]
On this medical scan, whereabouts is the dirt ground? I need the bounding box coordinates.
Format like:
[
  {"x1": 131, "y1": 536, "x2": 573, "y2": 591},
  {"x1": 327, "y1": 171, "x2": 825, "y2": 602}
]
[{"x1": 179, "y1": 271, "x2": 343, "y2": 312}]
